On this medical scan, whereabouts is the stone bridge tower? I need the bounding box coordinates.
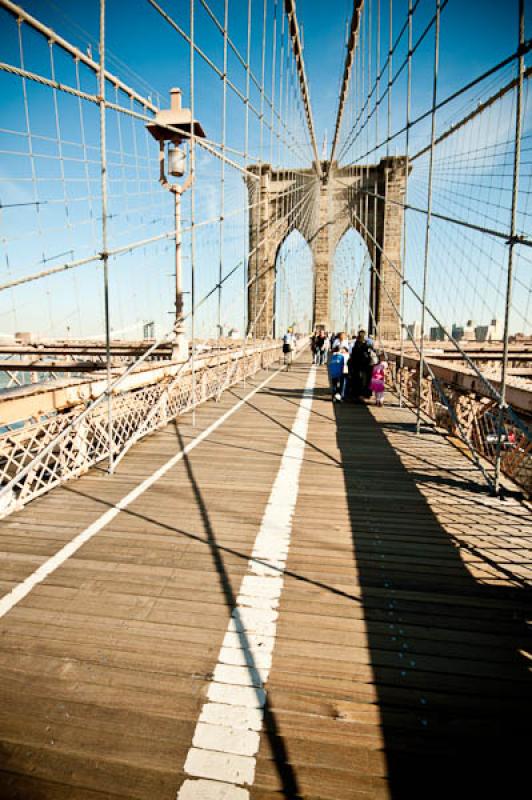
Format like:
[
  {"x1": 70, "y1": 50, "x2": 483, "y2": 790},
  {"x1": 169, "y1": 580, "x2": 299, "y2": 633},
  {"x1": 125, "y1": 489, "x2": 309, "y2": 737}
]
[{"x1": 246, "y1": 156, "x2": 408, "y2": 340}]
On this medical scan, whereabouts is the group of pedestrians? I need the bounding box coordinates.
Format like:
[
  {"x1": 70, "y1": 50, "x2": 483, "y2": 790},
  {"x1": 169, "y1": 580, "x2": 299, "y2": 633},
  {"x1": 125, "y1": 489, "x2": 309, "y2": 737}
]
[
  {"x1": 311, "y1": 328, "x2": 387, "y2": 405},
  {"x1": 310, "y1": 329, "x2": 330, "y2": 365}
]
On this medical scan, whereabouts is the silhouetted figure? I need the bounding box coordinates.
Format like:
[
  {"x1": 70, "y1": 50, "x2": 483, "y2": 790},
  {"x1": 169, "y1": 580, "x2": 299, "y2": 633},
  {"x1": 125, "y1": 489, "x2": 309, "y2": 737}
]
[{"x1": 348, "y1": 329, "x2": 375, "y2": 400}]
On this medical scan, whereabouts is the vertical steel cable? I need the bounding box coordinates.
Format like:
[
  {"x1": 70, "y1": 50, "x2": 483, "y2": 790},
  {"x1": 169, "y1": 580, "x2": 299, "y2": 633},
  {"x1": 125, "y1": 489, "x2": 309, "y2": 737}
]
[
  {"x1": 374, "y1": 0, "x2": 391, "y2": 338},
  {"x1": 368, "y1": 0, "x2": 373, "y2": 338},
  {"x1": 277, "y1": 7, "x2": 285, "y2": 166},
  {"x1": 49, "y1": 43, "x2": 70, "y2": 238},
  {"x1": 375, "y1": 0, "x2": 380, "y2": 147},
  {"x1": 253, "y1": 0, "x2": 268, "y2": 344},
  {"x1": 277, "y1": 14, "x2": 286, "y2": 336},
  {"x1": 372, "y1": 0, "x2": 379, "y2": 343},
  {"x1": 49, "y1": 41, "x2": 82, "y2": 336},
  {"x1": 270, "y1": 1, "x2": 278, "y2": 338},
  {"x1": 190, "y1": 0, "x2": 197, "y2": 425},
  {"x1": 368, "y1": 0, "x2": 372, "y2": 119},
  {"x1": 242, "y1": 0, "x2": 252, "y2": 381},
  {"x1": 386, "y1": 0, "x2": 392, "y2": 155},
  {"x1": 364, "y1": 3, "x2": 372, "y2": 335},
  {"x1": 270, "y1": 0, "x2": 278, "y2": 165},
  {"x1": 494, "y1": 0, "x2": 525, "y2": 493},
  {"x1": 281, "y1": 19, "x2": 289, "y2": 333},
  {"x1": 17, "y1": 19, "x2": 53, "y2": 339},
  {"x1": 398, "y1": 0, "x2": 412, "y2": 406},
  {"x1": 98, "y1": 0, "x2": 114, "y2": 470},
  {"x1": 260, "y1": 0, "x2": 267, "y2": 161},
  {"x1": 217, "y1": 0, "x2": 229, "y2": 342},
  {"x1": 75, "y1": 59, "x2": 97, "y2": 250},
  {"x1": 75, "y1": 59, "x2": 96, "y2": 337},
  {"x1": 415, "y1": 0, "x2": 440, "y2": 435}
]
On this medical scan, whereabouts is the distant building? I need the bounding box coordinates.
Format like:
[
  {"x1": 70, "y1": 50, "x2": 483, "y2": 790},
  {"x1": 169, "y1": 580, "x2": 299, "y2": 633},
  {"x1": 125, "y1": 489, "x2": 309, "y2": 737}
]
[
  {"x1": 463, "y1": 320, "x2": 476, "y2": 341},
  {"x1": 143, "y1": 321, "x2": 155, "y2": 339},
  {"x1": 406, "y1": 321, "x2": 421, "y2": 341},
  {"x1": 452, "y1": 323, "x2": 464, "y2": 341},
  {"x1": 430, "y1": 326, "x2": 445, "y2": 342},
  {"x1": 475, "y1": 318, "x2": 502, "y2": 342}
]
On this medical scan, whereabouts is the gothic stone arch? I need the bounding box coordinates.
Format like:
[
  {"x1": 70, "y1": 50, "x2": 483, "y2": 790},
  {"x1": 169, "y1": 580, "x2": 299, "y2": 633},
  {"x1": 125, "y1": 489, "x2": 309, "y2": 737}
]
[{"x1": 246, "y1": 156, "x2": 407, "y2": 339}]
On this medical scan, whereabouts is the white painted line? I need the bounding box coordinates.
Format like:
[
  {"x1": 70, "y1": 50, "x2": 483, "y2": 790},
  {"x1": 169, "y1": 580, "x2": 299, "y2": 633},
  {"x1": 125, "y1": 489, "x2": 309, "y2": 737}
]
[
  {"x1": 213, "y1": 663, "x2": 269, "y2": 687},
  {"x1": 232, "y1": 606, "x2": 278, "y2": 626},
  {"x1": 0, "y1": 364, "x2": 288, "y2": 620},
  {"x1": 198, "y1": 703, "x2": 263, "y2": 732},
  {"x1": 221, "y1": 631, "x2": 275, "y2": 652},
  {"x1": 240, "y1": 576, "x2": 283, "y2": 597},
  {"x1": 235, "y1": 594, "x2": 279, "y2": 611},
  {"x1": 218, "y1": 646, "x2": 272, "y2": 670},
  {"x1": 207, "y1": 682, "x2": 266, "y2": 708},
  {"x1": 184, "y1": 748, "x2": 255, "y2": 785},
  {"x1": 178, "y1": 366, "x2": 316, "y2": 798},
  {"x1": 178, "y1": 779, "x2": 249, "y2": 800},
  {"x1": 193, "y1": 722, "x2": 260, "y2": 757},
  {"x1": 246, "y1": 561, "x2": 282, "y2": 577}
]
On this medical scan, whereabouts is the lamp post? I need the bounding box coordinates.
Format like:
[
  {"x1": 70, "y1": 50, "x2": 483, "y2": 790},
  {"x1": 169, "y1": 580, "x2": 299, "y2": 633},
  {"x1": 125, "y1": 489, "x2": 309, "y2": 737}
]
[
  {"x1": 343, "y1": 287, "x2": 354, "y2": 333},
  {"x1": 146, "y1": 89, "x2": 205, "y2": 361}
]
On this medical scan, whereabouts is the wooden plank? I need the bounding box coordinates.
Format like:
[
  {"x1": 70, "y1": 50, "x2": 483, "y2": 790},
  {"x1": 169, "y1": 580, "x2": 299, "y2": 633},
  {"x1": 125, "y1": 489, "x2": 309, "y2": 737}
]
[
  {"x1": 258, "y1": 362, "x2": 531, "y2": 798},
  {"x1": 0, "y1": 357, "x2": 530, "y2": 798}
]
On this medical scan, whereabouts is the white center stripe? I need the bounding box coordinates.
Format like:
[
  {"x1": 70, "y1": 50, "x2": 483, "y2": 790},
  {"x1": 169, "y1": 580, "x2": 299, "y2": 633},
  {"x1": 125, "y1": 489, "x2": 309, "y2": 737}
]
[{"x1": 178, "y1": 366, "x2": 316, "y2": 799}]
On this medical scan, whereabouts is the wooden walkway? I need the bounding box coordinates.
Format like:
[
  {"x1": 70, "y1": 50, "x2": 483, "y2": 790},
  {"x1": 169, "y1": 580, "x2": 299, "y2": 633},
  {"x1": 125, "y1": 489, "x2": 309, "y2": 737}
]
[{"x1": 0, "y1": 355, "x2": 530, "y2": 799}]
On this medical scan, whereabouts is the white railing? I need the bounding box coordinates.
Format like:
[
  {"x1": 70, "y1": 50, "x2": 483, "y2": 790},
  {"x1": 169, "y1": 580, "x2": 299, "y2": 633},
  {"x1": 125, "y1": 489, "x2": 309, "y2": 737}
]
[{"x1": 0, "y1": 341, "x2": 295, "y2": 517}]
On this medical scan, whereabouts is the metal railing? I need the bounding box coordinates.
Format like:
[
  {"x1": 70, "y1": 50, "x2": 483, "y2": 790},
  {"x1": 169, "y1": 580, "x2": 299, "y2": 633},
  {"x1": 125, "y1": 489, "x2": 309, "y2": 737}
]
[
  {"x1": 389, "y1": 360, "x2": 532, "y2": 495},
  {"x1": 0, "y1": 342, "x2": 291, "y2": 518}
]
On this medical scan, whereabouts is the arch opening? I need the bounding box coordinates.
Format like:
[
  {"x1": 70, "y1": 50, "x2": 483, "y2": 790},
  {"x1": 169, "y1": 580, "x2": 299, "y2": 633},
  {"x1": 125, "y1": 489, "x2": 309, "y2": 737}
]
[
  {"x1": 331, "y1": 227, "x2": 372, "y2": 336},
  {"x1": 274, "y1": 229, "x2": 314, "y2": 337}
]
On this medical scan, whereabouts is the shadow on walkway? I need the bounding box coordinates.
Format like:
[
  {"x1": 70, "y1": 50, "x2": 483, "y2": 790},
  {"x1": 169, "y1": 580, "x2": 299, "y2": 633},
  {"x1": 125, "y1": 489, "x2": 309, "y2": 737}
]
[
  {"x1": 172, "y1": 425, "x2": 300, "y2": 796},
  {"x1": 334, "y1": 401, "x2": 531, "y2": 798}
]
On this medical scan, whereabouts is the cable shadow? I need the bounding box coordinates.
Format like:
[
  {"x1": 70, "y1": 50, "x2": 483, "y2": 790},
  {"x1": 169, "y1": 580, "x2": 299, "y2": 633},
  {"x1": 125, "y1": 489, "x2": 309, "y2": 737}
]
[
  {"x1": 172, "y1": 431, "x2": 341, "y2": 470},
  {"x1": 405, "y1": 477, "x2": 530, "y2": 525},
  {"x1": 171, "y1": 424, "x2": 300, "y2": 797},
  {"x1": 260, "y1": 386, "x2": 336, "y2": 422},
  {"x1": 334, "y1": 401, "x2": 532, "y2": 798},
  {"x1": 387, "y1": 441, "x2": 530, "y2": 517},
  {"x1": 405, "y1": 471, "x2": 493, "y2": 495},
  {"x1": 228, "y1": 391, "x2": 342, "y2": 466},
  {"x1": 61, "y1": 486, "x2": 361, "y2": 603}
]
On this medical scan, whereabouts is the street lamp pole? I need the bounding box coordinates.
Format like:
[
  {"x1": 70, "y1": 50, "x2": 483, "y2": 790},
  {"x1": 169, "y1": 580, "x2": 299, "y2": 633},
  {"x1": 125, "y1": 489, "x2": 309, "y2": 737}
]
[
  {"x1": 147, "y1": 88, "x2": 205, "y2": 362},
  {"x1": 157, "y1": 137, "x2": 190, "y2": 361},
  {"x1": 343, "y1": 287, "x2": 354, "y2": 332},
  {"x1": 174, "y1": 185, "x2": 183, "y2": 356}
]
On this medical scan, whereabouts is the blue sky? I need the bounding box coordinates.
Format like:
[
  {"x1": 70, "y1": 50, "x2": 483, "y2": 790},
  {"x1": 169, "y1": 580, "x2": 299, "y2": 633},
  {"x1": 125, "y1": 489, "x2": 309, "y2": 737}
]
[{"x1": 0, "y1": 0, "x2": 530, "y2": 341}]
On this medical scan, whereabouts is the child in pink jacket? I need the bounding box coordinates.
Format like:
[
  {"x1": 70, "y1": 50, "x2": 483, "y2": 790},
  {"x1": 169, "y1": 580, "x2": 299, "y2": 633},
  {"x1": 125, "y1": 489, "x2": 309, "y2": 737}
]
[{"x1": 370, "y1": 352, "x2": 387, "y2": 406}]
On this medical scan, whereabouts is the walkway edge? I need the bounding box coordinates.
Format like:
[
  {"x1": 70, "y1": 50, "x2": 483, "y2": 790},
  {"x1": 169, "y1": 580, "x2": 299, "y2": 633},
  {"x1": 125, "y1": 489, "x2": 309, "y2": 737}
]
[{"x1": 0, "y1": 363, "x2": 293, "y2": 620}]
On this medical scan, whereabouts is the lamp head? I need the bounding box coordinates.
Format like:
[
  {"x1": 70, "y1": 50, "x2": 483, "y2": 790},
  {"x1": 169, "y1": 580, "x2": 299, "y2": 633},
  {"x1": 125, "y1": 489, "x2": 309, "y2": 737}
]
[{"x1": 146, "y1": 87, "x2": 206, "y2": 144}]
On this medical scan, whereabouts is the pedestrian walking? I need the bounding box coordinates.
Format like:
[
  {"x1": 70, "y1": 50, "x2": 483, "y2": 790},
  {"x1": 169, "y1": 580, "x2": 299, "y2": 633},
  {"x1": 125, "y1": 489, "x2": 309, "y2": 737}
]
[
  {"x1": 348, "y1": 329, "x2": 376, "y2": 401},
  {"x1": 282, "y1": 330, "x2": 294, "y2": 367},
  {"x1": 320, "y1": 333, "x2": 330, "y2": 365},
  {"x1": 370, "y1": 352, "x2": 387, "y2": 406},
  {"x1": 313, "y1": 329, "x2": 326, "y2": 365},
  {"x1": 328, "y1": 346, "x2": 345, "y2": 402}
]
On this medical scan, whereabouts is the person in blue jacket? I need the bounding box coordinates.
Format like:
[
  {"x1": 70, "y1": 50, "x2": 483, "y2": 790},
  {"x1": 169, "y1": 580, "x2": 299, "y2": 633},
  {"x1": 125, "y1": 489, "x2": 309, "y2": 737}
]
[{"x1": 328, "y1": 346, "x2": 347, "y2": 402}]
